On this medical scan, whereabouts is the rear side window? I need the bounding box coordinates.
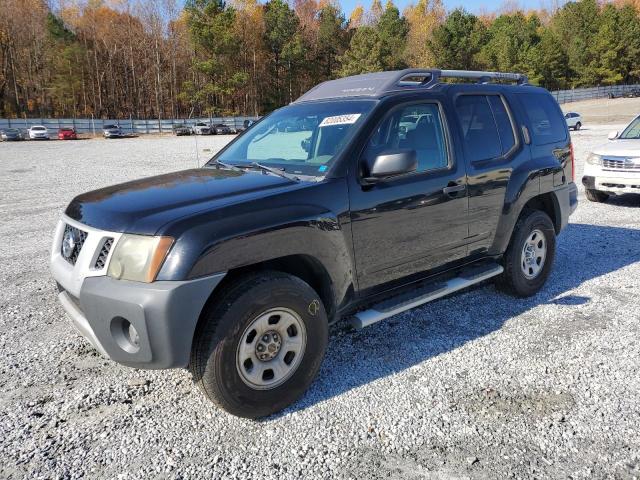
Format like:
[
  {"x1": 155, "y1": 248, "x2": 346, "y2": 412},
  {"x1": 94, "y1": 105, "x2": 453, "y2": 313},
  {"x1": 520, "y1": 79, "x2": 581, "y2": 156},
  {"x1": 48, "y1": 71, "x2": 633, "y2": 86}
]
[
  {"x1": 517, "y1": 93, "x2": 567, "y2": 145},
  {"x1": 487, "y1": 96, "x2": 516, "y2": 154},
  {"x1": 455, "y1": 94, "x2": 516, "y2": 163}
]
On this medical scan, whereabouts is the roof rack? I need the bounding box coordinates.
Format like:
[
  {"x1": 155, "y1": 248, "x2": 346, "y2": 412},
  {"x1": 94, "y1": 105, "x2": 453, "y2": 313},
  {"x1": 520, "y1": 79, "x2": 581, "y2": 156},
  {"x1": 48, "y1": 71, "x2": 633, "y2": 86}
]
[
  {"x1": 387, "y1": 69, "x2": 528, "y2": 91},
  {"x1": 294, "y1": 68, "x2": 529, "y2": 103}
]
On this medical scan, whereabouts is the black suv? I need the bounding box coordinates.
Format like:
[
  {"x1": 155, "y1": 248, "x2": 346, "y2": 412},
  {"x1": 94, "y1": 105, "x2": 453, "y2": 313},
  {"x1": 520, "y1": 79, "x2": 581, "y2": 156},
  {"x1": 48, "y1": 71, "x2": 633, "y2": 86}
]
[{"x1": 51, "y1": 69, "x2": 577, "y2": 418}]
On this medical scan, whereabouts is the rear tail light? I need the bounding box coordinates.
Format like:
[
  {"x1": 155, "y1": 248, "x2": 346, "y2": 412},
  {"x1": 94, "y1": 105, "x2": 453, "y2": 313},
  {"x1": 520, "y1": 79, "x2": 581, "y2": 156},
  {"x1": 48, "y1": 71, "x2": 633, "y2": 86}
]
[{"x1": 569, "y1": 143, "x2": 575, "y2": 182}]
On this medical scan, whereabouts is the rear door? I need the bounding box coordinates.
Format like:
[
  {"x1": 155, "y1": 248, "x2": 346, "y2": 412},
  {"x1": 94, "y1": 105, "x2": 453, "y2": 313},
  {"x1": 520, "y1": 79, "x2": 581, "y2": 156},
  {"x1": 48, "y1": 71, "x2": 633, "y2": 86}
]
[{"x1": 450, "y1": 89, "x2": 525, "y2": 256}]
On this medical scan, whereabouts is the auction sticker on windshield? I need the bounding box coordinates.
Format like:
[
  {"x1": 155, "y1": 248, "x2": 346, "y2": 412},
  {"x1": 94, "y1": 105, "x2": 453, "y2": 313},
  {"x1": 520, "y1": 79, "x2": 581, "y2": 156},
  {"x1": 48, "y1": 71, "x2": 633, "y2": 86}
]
[{"x1": 319, "y1": 114, "x2": 361, "y2": 127}]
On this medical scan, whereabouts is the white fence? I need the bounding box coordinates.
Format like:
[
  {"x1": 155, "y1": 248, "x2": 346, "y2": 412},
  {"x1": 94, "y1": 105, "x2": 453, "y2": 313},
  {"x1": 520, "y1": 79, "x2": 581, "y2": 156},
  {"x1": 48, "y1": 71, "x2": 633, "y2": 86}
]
[
  {"x1": 1, "y1": 84, "x2": 640, "y2": 133},
  {"x1": 0, "y1": 116, "x2": 258, "y2": 135},
  {"x1": 551, "y1": 84, "x2": 640, "y2": 104}
]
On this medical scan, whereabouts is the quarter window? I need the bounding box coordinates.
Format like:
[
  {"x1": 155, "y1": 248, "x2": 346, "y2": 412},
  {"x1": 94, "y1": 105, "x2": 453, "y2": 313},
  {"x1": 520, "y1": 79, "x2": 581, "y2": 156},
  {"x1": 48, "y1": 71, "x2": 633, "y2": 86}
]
[
  {"x1": 516, "y1": 92, "x2": 567, "y2": 145},
  {"x1": 364, "y1": 103, "x2": 448, "y2": 173}
]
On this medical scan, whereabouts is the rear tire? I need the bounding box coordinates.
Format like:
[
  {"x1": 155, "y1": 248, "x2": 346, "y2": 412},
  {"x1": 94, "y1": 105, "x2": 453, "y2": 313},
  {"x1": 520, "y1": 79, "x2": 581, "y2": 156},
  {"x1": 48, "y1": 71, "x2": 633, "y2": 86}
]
[
  {"x1": 496, "y1": 209, "x2": 556, "y2": 297},
  {"x1": 585, "y1": 189, "x2": 609, "y2": 203},
  {"x1": 574, "y1": 122, "x2": 581, "y2": 131},
  {"x1": 190, "y1": 271, "x2": 328, "y2": 419}
]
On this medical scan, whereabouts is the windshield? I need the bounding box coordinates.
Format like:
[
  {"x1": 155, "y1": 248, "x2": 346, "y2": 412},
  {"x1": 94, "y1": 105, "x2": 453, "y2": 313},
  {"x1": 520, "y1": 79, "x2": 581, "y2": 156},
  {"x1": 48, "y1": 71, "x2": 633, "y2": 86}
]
[
  {"x1": 211, "y1": 100, "x2": 375, "y2": 176},
  {"x1": 620, "y1": 116, "x2": 640, "y2": 139},
  {"x1": 32, "y1": 127, "x2": 45, "y2": 131}
]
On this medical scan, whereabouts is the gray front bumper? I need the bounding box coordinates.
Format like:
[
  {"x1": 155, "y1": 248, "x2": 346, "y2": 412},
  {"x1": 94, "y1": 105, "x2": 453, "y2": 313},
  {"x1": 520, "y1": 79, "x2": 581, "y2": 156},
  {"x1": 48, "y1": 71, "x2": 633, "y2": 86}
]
[{"x1": 59, "y1": 274, "x2": 225, "y2": 369}]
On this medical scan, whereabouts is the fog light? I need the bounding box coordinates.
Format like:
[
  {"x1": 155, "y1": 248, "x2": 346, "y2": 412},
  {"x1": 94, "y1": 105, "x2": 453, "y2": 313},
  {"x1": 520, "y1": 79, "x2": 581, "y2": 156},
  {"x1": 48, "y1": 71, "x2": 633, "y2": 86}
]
[{"x1": 110, "y1": 317, "x2": 141, "y2": 353}]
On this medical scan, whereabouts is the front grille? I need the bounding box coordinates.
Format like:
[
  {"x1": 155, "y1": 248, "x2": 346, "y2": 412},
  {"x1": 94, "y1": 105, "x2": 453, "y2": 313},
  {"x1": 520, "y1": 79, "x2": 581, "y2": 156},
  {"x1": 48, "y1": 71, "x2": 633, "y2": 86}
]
[
  {"x1": 61, "y1": 224, "x2": 87, "y2": 265},
  {"x1": 602, "y1": 157, "x2": 640, "y2": 171},
  {"x1": 94, "y1": 238, "x2": 114, "y2": 269}
]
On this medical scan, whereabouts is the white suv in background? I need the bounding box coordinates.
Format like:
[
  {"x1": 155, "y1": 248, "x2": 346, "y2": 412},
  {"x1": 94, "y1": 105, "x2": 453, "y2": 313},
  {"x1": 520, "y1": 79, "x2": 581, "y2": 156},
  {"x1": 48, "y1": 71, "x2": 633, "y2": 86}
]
[
  {"x1": 28, "y1": 125, "x2": 50, "y2": 140},
  {"x1": 582, "y1": 114, "x2": 640, "y2": 202},
  {"x1": 564, "y1": 112, "x2": 582, "y2": 130}
]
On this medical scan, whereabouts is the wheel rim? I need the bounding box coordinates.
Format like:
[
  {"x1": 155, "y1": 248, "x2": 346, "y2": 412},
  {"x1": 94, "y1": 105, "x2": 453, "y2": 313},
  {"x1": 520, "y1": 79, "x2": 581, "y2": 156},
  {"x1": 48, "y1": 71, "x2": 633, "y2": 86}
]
[
  {"x1": 520, "y1": 229, "x2": 547, "y2": 279},
  {"x1": 236, "y1": 307, "x2": 307, "y2": 390}
]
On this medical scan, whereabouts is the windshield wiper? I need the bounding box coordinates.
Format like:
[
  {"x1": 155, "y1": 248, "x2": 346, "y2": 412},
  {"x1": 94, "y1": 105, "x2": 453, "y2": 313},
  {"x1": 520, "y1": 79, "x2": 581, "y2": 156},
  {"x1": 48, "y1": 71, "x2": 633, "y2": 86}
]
[
  {"x1": 214, "y1": 159, "x2": 242, "y2": 170},
  {"x1": 249, "y1": 162, "x2": 300, "y2": 181}
]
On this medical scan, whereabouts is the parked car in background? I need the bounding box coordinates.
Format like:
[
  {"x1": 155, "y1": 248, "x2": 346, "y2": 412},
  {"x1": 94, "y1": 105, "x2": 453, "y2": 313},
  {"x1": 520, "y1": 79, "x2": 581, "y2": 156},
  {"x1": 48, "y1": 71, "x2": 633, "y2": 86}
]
[
  {"x1": 103, "y1": 124, "x2": 125, "y2": 138},
  {"x1": 624, "y1": 88, "x2": 640, "y2": 98},
  {"x1": 1, "y1": 128, "x2": 23, "y2": 141},
  {"x1": 58, "y1": 127, "x2": 77, "y2": 140},
  {"x1": 236, "y1": 119, "x2": 257, "y2": 133},
  {"x1": 192, "y1": 122, "x2": 211, "y2": 135},
  {"x1": 212, "y1": 123, "x2": 232, "y2": 135},
  {"x1": 564, "y1": 112, "x2": 582, "y2": 130},
  {"x1": 28, "y1": 126, "x2": 49, "y2": 140},
  {"x1": 172, "y1": 124, "x2": 192, "y2": 136},
  {"x1": 583, "y1": 114, "x2": 640, "y2": 202}
]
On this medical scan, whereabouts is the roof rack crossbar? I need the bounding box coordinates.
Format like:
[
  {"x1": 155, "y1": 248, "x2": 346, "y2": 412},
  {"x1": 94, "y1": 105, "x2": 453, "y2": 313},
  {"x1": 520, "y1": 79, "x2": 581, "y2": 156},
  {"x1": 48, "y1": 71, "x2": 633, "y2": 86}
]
[{"x1": 382, "y1": 68, "x2": 528, "y2": 93}]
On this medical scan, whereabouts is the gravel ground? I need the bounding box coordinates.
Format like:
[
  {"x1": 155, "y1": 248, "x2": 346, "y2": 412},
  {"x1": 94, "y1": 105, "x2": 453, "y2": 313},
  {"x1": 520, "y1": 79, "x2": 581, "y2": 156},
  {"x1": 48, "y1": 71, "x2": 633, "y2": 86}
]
[
  {"x1": 1, "y1": 123, "x2": 640, "y2": 479},
  {"x1": 560, "y1": 96, "x2": 640, "y2": 123}
]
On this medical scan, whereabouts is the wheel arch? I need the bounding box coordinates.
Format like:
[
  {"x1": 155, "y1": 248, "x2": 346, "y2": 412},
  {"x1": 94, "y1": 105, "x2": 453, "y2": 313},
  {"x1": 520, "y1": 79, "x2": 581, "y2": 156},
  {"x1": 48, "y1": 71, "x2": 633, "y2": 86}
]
[
  {"x1": 194, "y1": 254, "x2": 339, "y2": 343},
  {"x1": 521, "y1": 192, "x2": 562, "y2": 234}
]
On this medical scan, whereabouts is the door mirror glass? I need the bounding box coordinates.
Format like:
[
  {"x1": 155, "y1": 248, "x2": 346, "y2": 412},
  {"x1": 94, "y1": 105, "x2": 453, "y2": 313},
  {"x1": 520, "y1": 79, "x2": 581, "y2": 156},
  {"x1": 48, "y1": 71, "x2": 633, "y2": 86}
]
[
  {"x1": 367, "y1": 149, "x2": 417, "y2": 181},
  {"x1": 608, "y1": 130, "x2": 619, "y2": 140}
]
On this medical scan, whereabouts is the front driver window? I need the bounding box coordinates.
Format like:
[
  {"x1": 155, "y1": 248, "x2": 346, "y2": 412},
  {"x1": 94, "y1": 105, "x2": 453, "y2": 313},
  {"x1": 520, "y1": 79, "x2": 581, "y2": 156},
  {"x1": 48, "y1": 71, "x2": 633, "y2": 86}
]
[{"x1": 364, "y1": 103, "x2": 448, "y2": 173}]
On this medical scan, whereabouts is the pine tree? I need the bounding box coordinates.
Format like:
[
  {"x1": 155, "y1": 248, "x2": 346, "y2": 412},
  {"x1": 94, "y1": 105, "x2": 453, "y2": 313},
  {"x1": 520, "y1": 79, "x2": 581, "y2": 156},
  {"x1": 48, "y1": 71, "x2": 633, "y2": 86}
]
[
  {"x1": 339, "y1": 26, "x2": 384, "y2": 75},
  {"x1": 428, "y1": 8, "x2": 487, "y2": 70}
]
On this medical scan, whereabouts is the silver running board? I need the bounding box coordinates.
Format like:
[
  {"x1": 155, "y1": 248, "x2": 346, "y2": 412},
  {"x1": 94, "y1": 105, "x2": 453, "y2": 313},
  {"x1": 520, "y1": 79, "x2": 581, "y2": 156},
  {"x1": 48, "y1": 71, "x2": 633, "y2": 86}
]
[{"x1": 351, "y1": 263, "x2": 504, "y2": 329}]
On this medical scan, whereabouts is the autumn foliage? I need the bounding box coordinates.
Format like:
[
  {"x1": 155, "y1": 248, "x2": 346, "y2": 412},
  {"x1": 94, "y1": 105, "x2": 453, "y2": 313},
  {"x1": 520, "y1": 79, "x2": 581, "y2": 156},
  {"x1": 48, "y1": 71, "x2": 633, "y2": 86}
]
[{"x1": 1, "y1": 0, "x2": 639, "y2": 118}]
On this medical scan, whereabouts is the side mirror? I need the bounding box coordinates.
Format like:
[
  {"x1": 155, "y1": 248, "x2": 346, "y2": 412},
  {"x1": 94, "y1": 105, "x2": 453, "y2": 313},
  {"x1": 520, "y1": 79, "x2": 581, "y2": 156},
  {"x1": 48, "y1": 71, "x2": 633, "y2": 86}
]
[
  {"x1": 365, "y1": 149, "x2": 417, "y2": 183},
  {"x1": 608, "y1": 130, "x2": 619, "y2": 140}
]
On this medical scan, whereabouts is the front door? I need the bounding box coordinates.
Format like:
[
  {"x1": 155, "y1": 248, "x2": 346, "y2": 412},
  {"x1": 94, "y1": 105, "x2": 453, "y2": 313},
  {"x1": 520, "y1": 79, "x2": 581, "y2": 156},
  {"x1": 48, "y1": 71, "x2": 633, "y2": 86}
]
[{"x1": 349, "y1": 101, "x2": 469, "y2": 292}]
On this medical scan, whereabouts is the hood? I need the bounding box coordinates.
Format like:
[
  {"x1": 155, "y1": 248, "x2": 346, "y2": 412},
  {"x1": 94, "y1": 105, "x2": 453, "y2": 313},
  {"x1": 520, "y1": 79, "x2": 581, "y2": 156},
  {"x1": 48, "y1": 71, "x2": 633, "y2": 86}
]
[
  {"x1": 593, "y1": 139, "x2": 640, "y2": 157},
  {"x1": 65, "y1": 168, "x2": 296, "y2": 235}
]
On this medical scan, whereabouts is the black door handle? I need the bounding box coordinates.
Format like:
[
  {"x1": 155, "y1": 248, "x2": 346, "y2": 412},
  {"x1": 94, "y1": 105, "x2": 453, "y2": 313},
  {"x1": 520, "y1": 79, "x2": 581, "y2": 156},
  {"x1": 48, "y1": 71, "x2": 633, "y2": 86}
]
[{"x1": 442, "y1": 184, "x2": 465, "y2": 195}]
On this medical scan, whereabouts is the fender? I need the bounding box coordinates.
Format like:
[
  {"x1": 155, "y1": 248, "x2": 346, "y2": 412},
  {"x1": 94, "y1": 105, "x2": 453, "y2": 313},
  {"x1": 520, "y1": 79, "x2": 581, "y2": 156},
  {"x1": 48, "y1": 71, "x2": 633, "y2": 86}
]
[
  {"x1": 490, "y1": 148, "x2": 569, "y2": 256},
  {"x1": 155, "y1": 178, "x2": 355, "y2": 310}
]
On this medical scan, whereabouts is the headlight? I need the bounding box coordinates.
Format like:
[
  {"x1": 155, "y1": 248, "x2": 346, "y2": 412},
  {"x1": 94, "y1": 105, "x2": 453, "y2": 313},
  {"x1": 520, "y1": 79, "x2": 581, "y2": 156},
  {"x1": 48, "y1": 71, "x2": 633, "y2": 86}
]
[
  {"x1": 586, "y1": 153, "x2": 602, "y2": 165},
  {"x1": 107, "y1": 234, "x2": 173, "y2": 282}
]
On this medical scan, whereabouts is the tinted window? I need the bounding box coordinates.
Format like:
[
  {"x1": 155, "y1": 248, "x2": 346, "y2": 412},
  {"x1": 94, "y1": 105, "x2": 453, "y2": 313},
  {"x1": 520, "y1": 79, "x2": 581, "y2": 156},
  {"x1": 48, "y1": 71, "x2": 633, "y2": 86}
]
[
  {"x1": 487, "y1": 95, "x2": 516, "y2": 155},
  {"x1": 517, "y1": 93, "x2": 567, "y2": 144},
  {"x1": 455, "y1": 95, "x2": 501, "y2": 162},
  {"x1": 364, "y1": 103, "x2": 448, "y2": 173}
]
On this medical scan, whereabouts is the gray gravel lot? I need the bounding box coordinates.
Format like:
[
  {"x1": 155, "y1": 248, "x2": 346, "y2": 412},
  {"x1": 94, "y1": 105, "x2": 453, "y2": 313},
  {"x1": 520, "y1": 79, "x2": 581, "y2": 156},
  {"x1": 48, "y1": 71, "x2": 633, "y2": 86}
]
[{"x1": 1, "y1": 125, "x2": 640, "y2": 479}]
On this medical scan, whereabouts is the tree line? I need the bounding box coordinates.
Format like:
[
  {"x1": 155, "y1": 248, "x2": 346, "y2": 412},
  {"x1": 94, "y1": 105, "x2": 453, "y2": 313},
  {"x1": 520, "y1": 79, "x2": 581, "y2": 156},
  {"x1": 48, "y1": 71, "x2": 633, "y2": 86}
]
[{"x1": 1, "y1": 0, "x2": 640, "y2": 119}]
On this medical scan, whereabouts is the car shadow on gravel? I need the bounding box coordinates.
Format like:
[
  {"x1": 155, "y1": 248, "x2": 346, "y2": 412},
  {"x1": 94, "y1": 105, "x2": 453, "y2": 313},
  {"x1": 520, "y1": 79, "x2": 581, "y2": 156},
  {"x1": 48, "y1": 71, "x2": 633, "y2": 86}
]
[
  {"x1": 274, "y1": 222, "x2": 640, "y2": 418},
  {"x1": 604, "y1": 194, "x2": 640, "y2": 208}
]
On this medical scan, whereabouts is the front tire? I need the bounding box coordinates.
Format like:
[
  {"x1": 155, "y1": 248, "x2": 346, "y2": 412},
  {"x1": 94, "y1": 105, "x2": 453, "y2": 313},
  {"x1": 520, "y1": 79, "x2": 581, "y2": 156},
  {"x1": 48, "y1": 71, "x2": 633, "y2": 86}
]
[
  {"x1": 574, "y1": 122, "x2": 581, "y2": 131},
  {"x1": 585, "y1": 189, "x2": 609, "y2": 203},
  {"x1": 496, "y1": 209, "x2": 556, "y2": 297},
  {"x1": 190, "y1": 272, "x2": 328, "y2": 419}
]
